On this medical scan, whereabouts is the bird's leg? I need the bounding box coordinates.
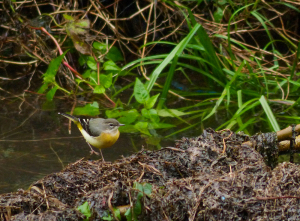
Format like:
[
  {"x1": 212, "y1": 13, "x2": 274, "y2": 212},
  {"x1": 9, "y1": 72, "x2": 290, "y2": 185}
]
[
  {"x1": 99, "y1": 149, "x2": 105, "y2": 162},
  {"x1": 87, "y1": 143, "x2": 99, "y2": 156}
]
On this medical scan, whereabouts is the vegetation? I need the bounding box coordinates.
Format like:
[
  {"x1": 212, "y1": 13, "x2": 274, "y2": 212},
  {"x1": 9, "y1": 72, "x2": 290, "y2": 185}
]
[
  {"x1": 1, "y1": 0, "x2": 300, "y2": 145},
  {"x1": 77, "y1": 182, "x2": 152, "y2": 220}
]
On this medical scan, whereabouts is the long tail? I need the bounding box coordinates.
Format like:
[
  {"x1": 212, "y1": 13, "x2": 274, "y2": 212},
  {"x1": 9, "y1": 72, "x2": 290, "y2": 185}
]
[{"x1": 58, "y1": 112, "x2": 79, "y2": 122}]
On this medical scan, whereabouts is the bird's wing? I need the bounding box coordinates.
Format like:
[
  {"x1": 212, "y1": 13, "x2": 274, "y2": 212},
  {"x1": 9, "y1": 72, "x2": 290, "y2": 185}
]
[
  {"x1": 78, "y1": 118, "x2": 95, "y2": 137},
  {"x1": 88, "y1": 118, "x2": 105, "y2": 137}
]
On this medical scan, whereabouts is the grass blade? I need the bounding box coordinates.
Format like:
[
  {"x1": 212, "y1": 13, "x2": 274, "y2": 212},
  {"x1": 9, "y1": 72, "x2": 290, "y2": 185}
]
[
  {"x1": 146, "y1": 23, "x2": 201, "y2": 92},
  {"x1": 259, "y1": 95, "x2": 280, "y2": 131}
]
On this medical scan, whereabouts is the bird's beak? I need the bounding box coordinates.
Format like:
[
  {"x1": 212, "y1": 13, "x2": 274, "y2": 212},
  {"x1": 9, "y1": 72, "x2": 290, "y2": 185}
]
[{"x1": 119, "y1": 124, "x2": 125, "y2": 126}]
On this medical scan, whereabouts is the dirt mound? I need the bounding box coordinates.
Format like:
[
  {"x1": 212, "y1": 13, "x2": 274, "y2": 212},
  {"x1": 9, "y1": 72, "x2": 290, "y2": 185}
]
[{"x1": 1, "y1": 128, "x2": 300, "y2": 220}]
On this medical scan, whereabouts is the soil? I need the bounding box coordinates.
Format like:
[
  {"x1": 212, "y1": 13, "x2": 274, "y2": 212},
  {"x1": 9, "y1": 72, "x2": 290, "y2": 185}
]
[{"x1": 1, "y1": 128, "x2": 300, "y2": 220}]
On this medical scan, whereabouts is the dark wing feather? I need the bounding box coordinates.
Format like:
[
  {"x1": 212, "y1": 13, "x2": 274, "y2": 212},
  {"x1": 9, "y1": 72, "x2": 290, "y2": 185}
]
[{"x1": 78, "y1": 118, "x2": 95, "y2": 137}]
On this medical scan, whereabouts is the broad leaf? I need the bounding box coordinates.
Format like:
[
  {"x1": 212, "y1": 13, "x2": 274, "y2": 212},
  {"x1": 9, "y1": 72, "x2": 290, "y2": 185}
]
[
  {"x1": 73, "y1": 102, "x2": 100, "y2": 116},
  {"x1": 87, "y1": 56, "x2": 97, "y2": 70},
  {"x1": 141, "y1": 109, "x2": 160, "y2": 122},
  {"x1": 134, "y1": 122, "x2": 151, "y2": 136},
  {"x1": 143, "y1": 183, "x2": 152, "y2": 195},
  {"x1": 43, "y1": 50, "x2": 68, "y2": 84},
  {"x1": 93, "y1": 42, "x2": 107, "y2": 52},
  {"x1": 94, "y1": 85, "x2": 105, "y2": 94},
  {"x1": 117, "y1": 109, "x2": 140, "y2": 124},
  {"x1": 103, "y1": 60, "x2": 120, "y2": 71},
  {"x1": 145, "y1": 93, "x2": 160, "y2": 109},
  {"x1": 214, "y1": 7, "x2": 223, "y2": 23},
  {"x1": 106, "y1": 46, "x2": 124, "y2": 62},
  {"x1": 134, "y1": 78, "x2": 149, "y2": 104},
  {"x1": 100, "y1": 73, "x2": 112, "y2": 88},
  {"x1": 77, "y1": 202, "x2": 92, "y2": 219},
  {"x1": 65, "y1": 16, "x2": 91, "y2": 55}
]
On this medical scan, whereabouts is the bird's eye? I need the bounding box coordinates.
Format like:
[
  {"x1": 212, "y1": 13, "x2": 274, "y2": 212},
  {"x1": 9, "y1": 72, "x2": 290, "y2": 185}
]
[{"x1": 109, "y1": 123, "x2": 114, "y2": 127}]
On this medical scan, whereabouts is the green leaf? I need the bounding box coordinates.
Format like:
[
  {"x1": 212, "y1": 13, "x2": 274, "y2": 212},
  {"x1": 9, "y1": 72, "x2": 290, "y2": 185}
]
[
  {"x1": 145, "y1": 93, "x2": 160, "y2": 109},
  {"x1": 82, "y1": 69, "x2": 92, "y2": 78},
  {"x1": 65, "y1": 19, "x2": 90, "y2": 35},
  {"x1": 103, "y1": 60, "x2": 120, "y2": 71},
  {"x1": 134, "y1": 182, "x2": 152, "y2": 195},
  {"x1": 106, "y1": 46, "x2": 124, "y2": 62},
  {"x1": 76, "y1": 78, "x2": 92, "y2": 87},
  {"x1": 89, "y1": 70, "x2": 98, "y2": 84},
  {"x1": 63, "y1": 14, "x2": 74, "y2": 21},
  {"x1": 117, "y1": 109, "x2": 140, "y2": 124},
  {"x1": 100, "y1": 73, "x2": 112, "y2": 88},
  {"x1": 94, "y1": 85, "x2": 105, "y2": 94},
  {"x1": 93, "y1": 42, "x2": 123, "y2": 62},
  {"x1": 73, "y1": 102, "x2": 100, "y2": 116},
  {"x1": 46, "y1": 86, "x2": 58, "y2": 100},
  {"x1": 214, "y1": 7, "x2": 223, "y2": 23},
  {"x1": 143, "y1": 183, "x2": 152, "y2": 195},
  {"x1": 157, "y1": 109, "x2": 187, "y2": 117},
  {"x1": 133, "y1": 182, "x2": 143, "y2": 192},
  {"x1": 102, "y1": 213, "x2": 113, "y2": 221},
  {"x1": 106, "y1": 109, "x2": 123, "y2": 118},
  {"x1": 87, "y1": 56, "x2": 97, "y2": 70},
  {"x1": 142, "y1": 109, "x2": 160, "y2": 122},
  {"x1": 65, "y1": 19, "x2": 91, "y2": 55},
  {"x1": 134, "y1": 78, "x2": 150, "y2": 104},
  {"x1": 93, "y1": 42, "x2": 107, "y2": 52},
  {"x1": 133, "y1": 197, "x2": 142, "y2": 215},
  {"x1": 74, "y1": 19, "x2": 90, "y2": 29},
  {"x1": 144, "y1": 135, "x2": 161, "y2": 145},
  {"x1": 134, "y1": 122, "x2": 151, "y2": 136},
  {"x1": 78, "y1": 54, "x2": 88, "y2": 66},
  {"x1": 125, "y1": 209, "x2": 132, "y2": 221},
  {"x1": 119, "y1": 125, "x2": 138, "y2": 133},
  {"x1": 43, "y1": 50, "x2": 68, "y2": 84},
  {"x1": 131, "y1": 182, "x2": 152, "y2": 217},
  {"x1": 113, "y1": 208, "x2": 121, "y2": 220},
  {"x1": 77, "y1": 202, "x2": 92, "y2": 219},
  {"x1": 37, "y1": 83, "x2": 49, "y2": 94}
]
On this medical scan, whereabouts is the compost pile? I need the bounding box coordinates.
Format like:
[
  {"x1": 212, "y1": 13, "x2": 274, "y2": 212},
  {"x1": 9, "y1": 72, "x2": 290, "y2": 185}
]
[{"x1": 1, "y1": 128, "x2": 300, "y2": 220}]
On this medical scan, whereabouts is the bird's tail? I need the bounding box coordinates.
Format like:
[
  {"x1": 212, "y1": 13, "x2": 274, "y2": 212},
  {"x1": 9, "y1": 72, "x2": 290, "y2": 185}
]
[{"x1": 58, "y1": 113, "x2": 79, "y2": 122}]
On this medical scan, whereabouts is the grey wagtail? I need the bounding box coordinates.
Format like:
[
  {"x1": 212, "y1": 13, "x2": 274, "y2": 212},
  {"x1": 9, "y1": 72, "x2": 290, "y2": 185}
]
[{"x1": 58, "y1": 113, "x2": 124, "y2": 159}]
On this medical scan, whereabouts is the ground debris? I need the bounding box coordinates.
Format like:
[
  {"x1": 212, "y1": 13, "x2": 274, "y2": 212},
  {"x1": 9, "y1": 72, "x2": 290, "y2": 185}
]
[{"x1": 1, "y1": 128, "x2": 300, "y2": 220}]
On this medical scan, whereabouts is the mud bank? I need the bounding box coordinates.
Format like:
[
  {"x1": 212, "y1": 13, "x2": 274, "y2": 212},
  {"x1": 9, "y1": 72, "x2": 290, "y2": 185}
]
[{"x1": 1, "y1": 128, "x2": 299, "y2": 220}]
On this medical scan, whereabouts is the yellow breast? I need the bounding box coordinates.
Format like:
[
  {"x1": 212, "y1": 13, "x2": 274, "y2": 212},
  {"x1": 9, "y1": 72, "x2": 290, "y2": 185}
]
[{"x1": 94, "y1": 130, "x2": 120, "y2": 149}]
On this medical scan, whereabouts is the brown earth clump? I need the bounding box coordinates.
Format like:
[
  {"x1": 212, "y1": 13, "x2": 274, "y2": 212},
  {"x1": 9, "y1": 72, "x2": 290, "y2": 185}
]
[{"x1": 1, "y1": 128, "x2": 300, "y2": 220}]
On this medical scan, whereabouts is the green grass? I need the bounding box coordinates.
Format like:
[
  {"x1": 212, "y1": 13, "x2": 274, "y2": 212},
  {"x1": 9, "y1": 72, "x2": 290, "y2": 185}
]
[
  {"x1": 35, "y1": 0, "x2": 300, "y2": 145},
  {"x1": 119, "y1": 1, "x2": 300, "y2": 140}
]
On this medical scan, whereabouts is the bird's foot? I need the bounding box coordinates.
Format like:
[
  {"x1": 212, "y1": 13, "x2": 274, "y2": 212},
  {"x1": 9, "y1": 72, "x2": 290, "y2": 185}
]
[
  {"x1": 90, "y1": 150, "x2": 99, "y2": 155},
  {"x1": 87, "y1": 143, "x2": 99, "y2": 155}
]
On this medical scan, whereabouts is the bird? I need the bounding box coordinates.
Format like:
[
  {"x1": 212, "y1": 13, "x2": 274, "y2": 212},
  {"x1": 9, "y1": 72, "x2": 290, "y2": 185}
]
[{"x1": 58, "y1": 113, "x2": 124, "y2": 160}]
